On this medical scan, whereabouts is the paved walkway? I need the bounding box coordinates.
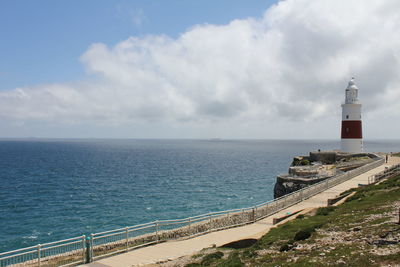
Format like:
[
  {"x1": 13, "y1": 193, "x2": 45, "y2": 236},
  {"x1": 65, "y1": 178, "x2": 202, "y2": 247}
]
[{"x1": 81, "y1": 155, "x2": 400, "y2": 267}]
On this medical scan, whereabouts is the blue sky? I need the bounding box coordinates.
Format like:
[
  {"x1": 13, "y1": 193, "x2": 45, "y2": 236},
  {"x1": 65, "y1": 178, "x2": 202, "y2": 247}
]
[
  {"x1": 0, "y1": 0, "x2": 399, "y2": 139},
  {"x1": 0, "y1": 0, "x2": 275, "y2": 91}
]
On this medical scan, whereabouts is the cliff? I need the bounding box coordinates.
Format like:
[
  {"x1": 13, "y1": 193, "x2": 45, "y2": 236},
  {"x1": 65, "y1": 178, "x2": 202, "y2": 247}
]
[{"x1": 273, "y1": 151, "x2": 376, "y2": 198}]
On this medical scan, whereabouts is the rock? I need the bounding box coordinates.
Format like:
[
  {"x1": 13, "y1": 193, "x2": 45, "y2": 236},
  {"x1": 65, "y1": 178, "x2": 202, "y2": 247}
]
[
  {"x1": 273, "y1": 151, "x2": 377, "y2": 198},
  {"x1": 372, "y1": 239, "x2": 399, "y2": 246},
  {"x1": 379, "y1": 232, "x2": 389, "y2": 238},
  {"x1": 273, "y1": 176, "x2": 326, "y2": 198}
]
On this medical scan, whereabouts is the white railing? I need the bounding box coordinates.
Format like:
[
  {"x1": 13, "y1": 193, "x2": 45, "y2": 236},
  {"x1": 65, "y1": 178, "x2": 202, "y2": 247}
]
[
  {"x1": 1, "y1": 156, "x2": 388, "y2": 266},
  {"x1": 368, "y1": 163, "x2": 400, "y2": 184},
  {"x1": 0, "y1": 235, "x2": 86, "y2": 267}
]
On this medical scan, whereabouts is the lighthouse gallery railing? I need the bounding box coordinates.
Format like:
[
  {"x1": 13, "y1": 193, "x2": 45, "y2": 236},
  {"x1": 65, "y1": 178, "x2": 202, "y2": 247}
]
[{"x1": 2, "y1": 156, "x2": 395, "y2": 267}]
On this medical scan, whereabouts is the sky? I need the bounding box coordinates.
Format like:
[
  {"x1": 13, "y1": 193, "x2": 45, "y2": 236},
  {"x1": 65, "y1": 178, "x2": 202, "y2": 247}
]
[{"x1": 0, "y1": 0, "x2": 399, "y2": 139}]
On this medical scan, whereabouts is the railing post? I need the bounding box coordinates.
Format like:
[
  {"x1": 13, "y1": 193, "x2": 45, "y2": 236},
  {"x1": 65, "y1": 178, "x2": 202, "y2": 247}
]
[
  {"x1": 252, "y1": 207, "x2": 255, "y2": 222},
  {"x1": 155, "y1": 221, "x2": 159, "y2": 242},
  {"x1": 37, "y1": 244, "x2": 41, "y2": 267},
  {"x1": 85, "y1": 236, "x2": 92, "y2": 263},
  {"x1": 82, "y1": 235, "x2": 86, "y2": 264},
  {"x1": 90, "y1": 234, "x2": 94, "y2": 262},
  {"x1": 125, "y1": 227, "x2": 129, "y2": 251}
]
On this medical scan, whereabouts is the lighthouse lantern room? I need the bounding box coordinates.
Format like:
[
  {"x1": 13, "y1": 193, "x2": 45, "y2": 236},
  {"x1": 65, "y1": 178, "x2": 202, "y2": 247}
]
[{"x1": 341, "y1": 78, "x2": 363, "y2": 153}]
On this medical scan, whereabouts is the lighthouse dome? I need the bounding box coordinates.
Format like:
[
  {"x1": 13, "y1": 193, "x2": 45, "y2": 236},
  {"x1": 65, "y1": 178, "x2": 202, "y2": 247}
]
[{"x1": 347, "y1": 78, "x2": 358, "y2": 90}]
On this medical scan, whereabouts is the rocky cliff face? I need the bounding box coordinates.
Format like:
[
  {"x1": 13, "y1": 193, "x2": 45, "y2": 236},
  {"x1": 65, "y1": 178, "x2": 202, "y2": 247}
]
[
  {"x1": 273, "y1": 175, "x2": 328, "y2": 199},
  {"x1": 273, "y1": 151, "x2": 377, "y2": 199}
]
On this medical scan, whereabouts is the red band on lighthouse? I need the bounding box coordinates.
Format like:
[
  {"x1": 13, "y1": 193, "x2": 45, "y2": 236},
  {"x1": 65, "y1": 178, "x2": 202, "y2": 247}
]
[{"x1": 341, "y1": 120, "x2": 362, "y2": 139}]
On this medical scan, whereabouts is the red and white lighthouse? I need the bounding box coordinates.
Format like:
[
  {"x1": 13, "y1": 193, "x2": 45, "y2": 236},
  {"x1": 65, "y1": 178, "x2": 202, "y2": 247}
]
[{"x1": 341, "y1": 78, "x2": 363, "y2": 153}]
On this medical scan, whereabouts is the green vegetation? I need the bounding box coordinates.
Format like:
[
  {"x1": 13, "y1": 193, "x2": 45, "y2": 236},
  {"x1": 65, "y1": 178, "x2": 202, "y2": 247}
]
[
  {"x1": 341, "y1": 156, "x2": 371, "y2": 162},
  {"x1": 392, "y1": 152, "x2": 400, "y2": 157},
  {"x1": 200, "y1": 251, "x2": 224, "y2": 266},
  {"x1": 191, "y1": 253, "x2": 204, "y2": 259},
  {"x1": 292, "y1": 157, "x2": 312, "y2": 166},
  {"x1": 293, "y1": 229, "x2": 313, "y2": 241},
  {"x1": 315, "y1": 206, "x2": 336, "y2": 216},
  {"x1": 186, "y1": 174, "x2": 400, "y2": 266},
  {"x1": 216, "y1": 252, "x2": 243, "y2": 267},
  {"x1": 300, "y1": 159, "x2": 311, "y2": 166}
]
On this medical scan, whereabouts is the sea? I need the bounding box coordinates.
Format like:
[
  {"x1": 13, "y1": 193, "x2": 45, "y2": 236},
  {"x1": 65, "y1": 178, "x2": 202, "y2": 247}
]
[{"x1": 1, "y1": 139, "x2": 400, "y2": 252}]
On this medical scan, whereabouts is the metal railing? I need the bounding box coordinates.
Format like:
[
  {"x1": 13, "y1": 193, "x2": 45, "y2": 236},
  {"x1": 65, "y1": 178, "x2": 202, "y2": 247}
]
[
  {"x1": 368, "y1": 163, "x2": 400, "y2": 184},
  {"x1": 1, "y1": 156, "x2": 389, "y2": 266},
  {"x1": 0, "y1": 235, "x2": 86, "y2": 267}
]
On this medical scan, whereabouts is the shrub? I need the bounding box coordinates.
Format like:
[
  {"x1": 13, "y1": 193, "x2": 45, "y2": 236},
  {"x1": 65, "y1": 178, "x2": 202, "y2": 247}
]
[
  {"x1": 201, "y1": 251, "x2": 224, "y2": 266},
  {"x1": 241, "y1": 249, "x2": 257, "y2": 258},
  {"x1": 346, "y1": 192, "x2": 365, "y2": 202},
  {"x1": 316, "y1": 206, "x2": 336, "y2": 216},
  {"x1": 294, "y1": 229, "x2": 313, "y2": 241},
  {"x1": 217, "y1": 252, "x2": 243, "y2": 267},
  {"x1": 279, "y1": 243, "x2": 291, "y2": 252}
]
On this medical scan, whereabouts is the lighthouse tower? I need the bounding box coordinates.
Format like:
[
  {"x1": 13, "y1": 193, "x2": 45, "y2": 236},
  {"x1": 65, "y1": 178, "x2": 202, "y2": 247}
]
[{"x1": 341, "y1": 78, "x2": 363, "y2": 153}]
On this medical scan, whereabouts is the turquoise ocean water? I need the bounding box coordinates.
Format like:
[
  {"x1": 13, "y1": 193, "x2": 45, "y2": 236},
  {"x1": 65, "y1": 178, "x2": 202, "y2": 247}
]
[{"x1": 1, "y1": 139, "x2": 399, "y2": 252}]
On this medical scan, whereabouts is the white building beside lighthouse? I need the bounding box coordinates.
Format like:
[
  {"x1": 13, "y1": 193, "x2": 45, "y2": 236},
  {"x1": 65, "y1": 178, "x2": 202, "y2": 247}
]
[{"x1": 341, "y1": 78, "x2": 363, "y2": 153}]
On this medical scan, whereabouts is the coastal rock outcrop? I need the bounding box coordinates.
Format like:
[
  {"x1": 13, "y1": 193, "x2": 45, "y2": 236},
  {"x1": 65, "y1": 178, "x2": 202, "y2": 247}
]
[
  {"x1": 273, "y1": 151, "x2": 377, "y2": 199},
  {"x1": 273, "y1": 176, "x2": 328, "y2": 199}
]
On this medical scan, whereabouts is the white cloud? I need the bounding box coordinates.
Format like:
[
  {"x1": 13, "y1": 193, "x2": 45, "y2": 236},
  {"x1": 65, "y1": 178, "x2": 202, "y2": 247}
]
[{"x1": 1, "y1": 0, "x2": 400, "y2": 138}]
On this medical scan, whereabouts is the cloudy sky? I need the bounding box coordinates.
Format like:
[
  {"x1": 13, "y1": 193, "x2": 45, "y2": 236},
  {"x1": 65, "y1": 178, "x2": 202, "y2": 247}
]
[{"x1": 0, "y1": 0, "x2": 399, "y2": 139}]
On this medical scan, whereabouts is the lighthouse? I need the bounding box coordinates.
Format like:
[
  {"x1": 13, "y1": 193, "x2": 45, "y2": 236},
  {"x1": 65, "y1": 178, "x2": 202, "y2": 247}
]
[{"x1": 341, "y1": 78, "x2": 363, "y2": 153}]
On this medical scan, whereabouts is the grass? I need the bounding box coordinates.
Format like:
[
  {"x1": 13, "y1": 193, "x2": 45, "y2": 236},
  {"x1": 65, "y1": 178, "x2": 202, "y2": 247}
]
[
  {"x1": 185, "y1": 174, "x2": 400, "y2": 266},
  {"x1": 315, "y1": 206, "x2": 336, "y2": 216},
  {"x1": 216, "y1": 252, "x2": 243, "y2": 267},
  {"x1": 200, "y1": 251, "x2": 224, "y2": 266}
]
